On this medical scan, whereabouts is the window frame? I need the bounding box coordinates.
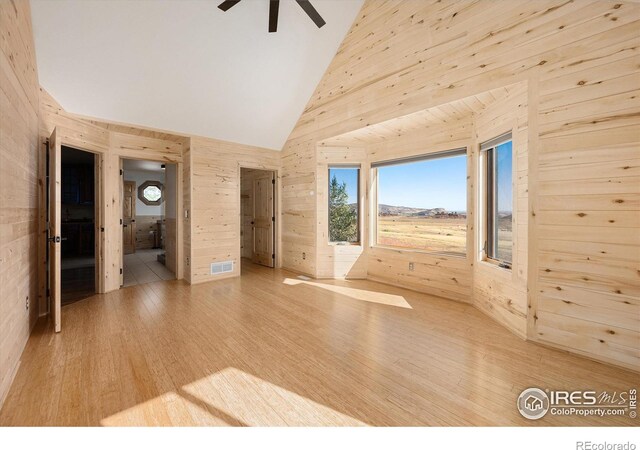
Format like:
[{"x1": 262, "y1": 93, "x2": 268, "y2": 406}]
[
  {"x1": 480, "y1": 132, "x2": 513, "y2": 269},
  {"x1": 327, "y1": 164, "x2": 361, "y2": 245},
  {"x1": 138, "y1": 180, "x2": 165, "y2": 206},
  {"x1": 371, "y1": 148, "x2": 468, "y2": 257}
]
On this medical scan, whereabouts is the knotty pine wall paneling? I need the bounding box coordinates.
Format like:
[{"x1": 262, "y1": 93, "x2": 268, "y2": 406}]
[
  {"x1": 316, "y1": 146, "x2": 368, "y2": 279},
  {"x1": 473, "y1": 82, "x2": 529, "y2": 338},
  {"x1": 189, "y1": 137, "x2": 280, "y2": 284},
  {"x1": 0, "y1": 0, "x2": 40, "y2": 407},
  {"x1": 281, "y1": 0, "x2": 640, "y2": 370},
  {"x1": 364, "y1": 119, "x2": 474, "y2": 303},
  {"x1": 39, "y1": 91, "x2": 185, "y2": 293}
]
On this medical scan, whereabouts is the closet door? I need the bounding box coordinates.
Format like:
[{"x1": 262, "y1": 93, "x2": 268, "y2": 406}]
[
  {"x1": 252, "y1": 172, "x2": 275, "y2": 268},
  {"x1": 122, "y1": 180, "x2": 137, "y2": 255}
]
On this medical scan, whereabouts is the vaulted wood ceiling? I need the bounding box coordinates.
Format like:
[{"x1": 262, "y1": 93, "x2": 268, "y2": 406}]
[{"x1": 320, "y1": 85, "x2": 517, "y2": 146}]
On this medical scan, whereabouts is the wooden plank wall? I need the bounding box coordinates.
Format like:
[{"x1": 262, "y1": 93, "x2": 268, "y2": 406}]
[
  {"x1": 189, "y1": 137, "x2": 280, "y2": 284},
  {"x1": 316, "y1": 146, "x2": 368, "y2": 279},
  {"x1": 1, "y1": 1, "x2": 636, "y2": 399},
  {"x1": 281, "y1": 140, "x2": 317, "y2": 276},
  {"x1": 532, "y1": 22, "x2": 640, "y2": 370},
  {"x1": 134, "y1": 215, "x2": 162, "y2": 250},
  {"x1": 473, "y1": 82, "x2": 529, "y2": 338},
  {"x1": 38, "y1": 93, "x2": 281, "y2": 288},
  {"x1": 364, "y1": 120, "x2": 474, "y2": 302},
  {"x1": 165, "y1": 218, "x2": 177, "y2": 273},
  {"x1": 281, "y1": 0, "x2": 640, "y2": 370},
  {"x1": 38, "y1": 90, "x2": 185, "y2": 293},
  {"x1": 0, "y1": 0, "x2": 40, "y2": 407}
]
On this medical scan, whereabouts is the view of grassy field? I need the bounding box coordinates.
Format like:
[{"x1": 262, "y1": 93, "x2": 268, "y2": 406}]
[
  {"x1": 495, "y1": 216, "x2": 513, "y2": 263},
  {"x1": 377, "y1": 216, "x2": 467, "y2": 255},
  {"x1": 377, "y1": 214, "x2": 513, "y2": 260}
]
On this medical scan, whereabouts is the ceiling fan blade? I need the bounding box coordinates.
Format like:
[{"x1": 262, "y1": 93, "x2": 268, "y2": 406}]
[
  {"x1": 269, "y1": 0, "x2": 280, "y2": 33},
  {"x1": 218, "y1": 0, "x2": 241, "y2": 12},
  {"x1": 295, "y1": 0, "x2": 326, "y2": 28}
]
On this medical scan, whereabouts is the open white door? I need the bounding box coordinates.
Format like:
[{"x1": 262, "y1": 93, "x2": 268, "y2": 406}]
[{"x1": 49, "y1": 128, "x2": 62, "y2": 332}]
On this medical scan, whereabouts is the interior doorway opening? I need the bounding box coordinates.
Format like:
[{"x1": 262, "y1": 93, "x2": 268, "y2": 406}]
[
  {"x1": 240, "y1": 168, "x2": 276, "y2": 270},
  {"x1": 60, "y1": 146, "x2": 97, "y2": 305},
  {"x1": 121, "y1": 159, "x2": 178, "y2": 287}
]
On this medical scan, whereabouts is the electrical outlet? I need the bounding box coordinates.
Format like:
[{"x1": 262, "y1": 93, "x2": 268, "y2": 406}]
[
  {"x1": 25, "y1": 296, "x2": 29, "y2": 310},
  {"x1": 302, "y1": 252, "x2": 306, "y2": 260},
  {"x1": 409, "y1": 262, "x2": 414, "y2": 271}
]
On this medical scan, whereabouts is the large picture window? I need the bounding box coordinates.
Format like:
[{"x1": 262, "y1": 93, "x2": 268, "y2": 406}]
[
  {"x1": 328, "y1": 166, "x2": 360, "y2": 244},
  {"x1": 481, "y1": 133, "x2": 513, "y2": 267},
  {"x1": 373, "y1": 149, "x2": 467, "y2": 255}
]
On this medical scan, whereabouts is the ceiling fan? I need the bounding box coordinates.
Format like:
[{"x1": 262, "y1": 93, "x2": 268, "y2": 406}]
[{"x1": 217, "y1": 0, "x2": 326, "y2": 33}]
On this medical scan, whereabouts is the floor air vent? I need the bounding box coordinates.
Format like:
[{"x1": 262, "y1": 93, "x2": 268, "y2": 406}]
[{"x1": 211, "y1": 261, "x2": 234, "y2": 275}]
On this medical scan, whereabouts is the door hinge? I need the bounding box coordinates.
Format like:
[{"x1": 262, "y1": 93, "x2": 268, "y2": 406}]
[
  {"x1": 272, "y1": 254, "x2": 275, "y2": 259},
  {"x1": 272, "y1": 178, "x2": 275, "y2": 185},
  {"x1": 272, "y1": 216, "x2": 275, "y2": 222},
  {"x1": 120, "y1": 219, "x2": 123, "y2": 225},
  {"x1": 101, "y1": 227, "x2": 105, "y2": 232},
  {"x1": 120, "y1": 169, "x2": 123, "y2": 176},
  {"x1": 120, "y1": 268, "x2": 123, "y2": 275}
]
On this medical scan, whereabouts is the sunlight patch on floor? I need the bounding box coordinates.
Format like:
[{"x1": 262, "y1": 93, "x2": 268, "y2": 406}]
[
  {"x1": 283, "y1": 278, "x2": 412, "y2": 309},
  {"x1": 182, "y1": 367, "x2": 368, "y2": 426},
  {"x1": 100, "y1": 391, "x2": 233, "y2": 426}
]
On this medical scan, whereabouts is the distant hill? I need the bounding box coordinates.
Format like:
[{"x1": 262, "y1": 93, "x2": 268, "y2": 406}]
[
  {"x1": 348, "y1": 203, "x2": 465, "y2": 217},
  {"x1": 378, "y1": 204, "x2": 447, "y2": 216}
]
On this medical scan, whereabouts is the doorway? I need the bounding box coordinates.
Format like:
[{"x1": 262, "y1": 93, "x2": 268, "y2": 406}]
[
  {"x1": 59, "y1": 146, "x2": 97, "y2": 305},
  {"x1": 240, "y1": 168, "x2": 276, "y2": 269},
  {"x1": 46, "y1": 129, "x2": 104, "y2": 332},
  {"x1": 121, "y1": 159, "x2": 178, "y2": 287}
]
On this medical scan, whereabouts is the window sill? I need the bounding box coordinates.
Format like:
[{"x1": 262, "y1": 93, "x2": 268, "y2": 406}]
[
  {"x1": 329, "y1": 242, "x2": 362, "y2": 247},
  {"x1": 372, "y1": 245, "x2": 466, "y2": 259},
  {"x1": 479, "y1": 258, "x2": 512, "y2": 272}
]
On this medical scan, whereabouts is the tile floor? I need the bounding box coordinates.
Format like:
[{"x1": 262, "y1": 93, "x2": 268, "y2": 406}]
[{"x1": 123, "y1": 249, "x2": 174, "y2": 287}]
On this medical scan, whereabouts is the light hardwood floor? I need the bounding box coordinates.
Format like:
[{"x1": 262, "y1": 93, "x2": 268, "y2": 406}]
[{"x1": 0, "y1": 261, "x2": 636, "y2": 426}]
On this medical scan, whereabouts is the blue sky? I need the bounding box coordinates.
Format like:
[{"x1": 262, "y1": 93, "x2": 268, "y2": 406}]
[
  {"x1": 496, "y1": 141, "x2": 513, "y2": 214},
  {"x1": 378, "y1": 154, "x2": 467, "y2": 211},
  {"x1": 329, "y1": 145, "x2": 512, "y2": 213},
  {"x1": 329, "y1": 168, "x2": 359, "y2": 203}
]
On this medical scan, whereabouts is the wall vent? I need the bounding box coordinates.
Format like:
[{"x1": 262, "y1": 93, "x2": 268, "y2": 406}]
[{"x1": 211, "y1": 260, "x2": 234, "y2": 275}]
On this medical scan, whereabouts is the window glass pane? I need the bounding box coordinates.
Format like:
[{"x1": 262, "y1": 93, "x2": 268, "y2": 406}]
[
  {"x1": 495, "y1": 141, "x2": 512, "y2": 263},
  {"x1": 377, "y1": 153, "x2": 467, "y2": 254},
  {"x1": 143, "y1": 185, "x2": 162, "y2": 202},
  {"x1": 329, "y1": 167, "x2": 359, "y2": 243}
]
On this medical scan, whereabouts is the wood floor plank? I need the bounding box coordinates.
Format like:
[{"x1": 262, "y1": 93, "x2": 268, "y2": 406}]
[{"x1": 0, "y1": 261, "x2": 636, "y2": 426}]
